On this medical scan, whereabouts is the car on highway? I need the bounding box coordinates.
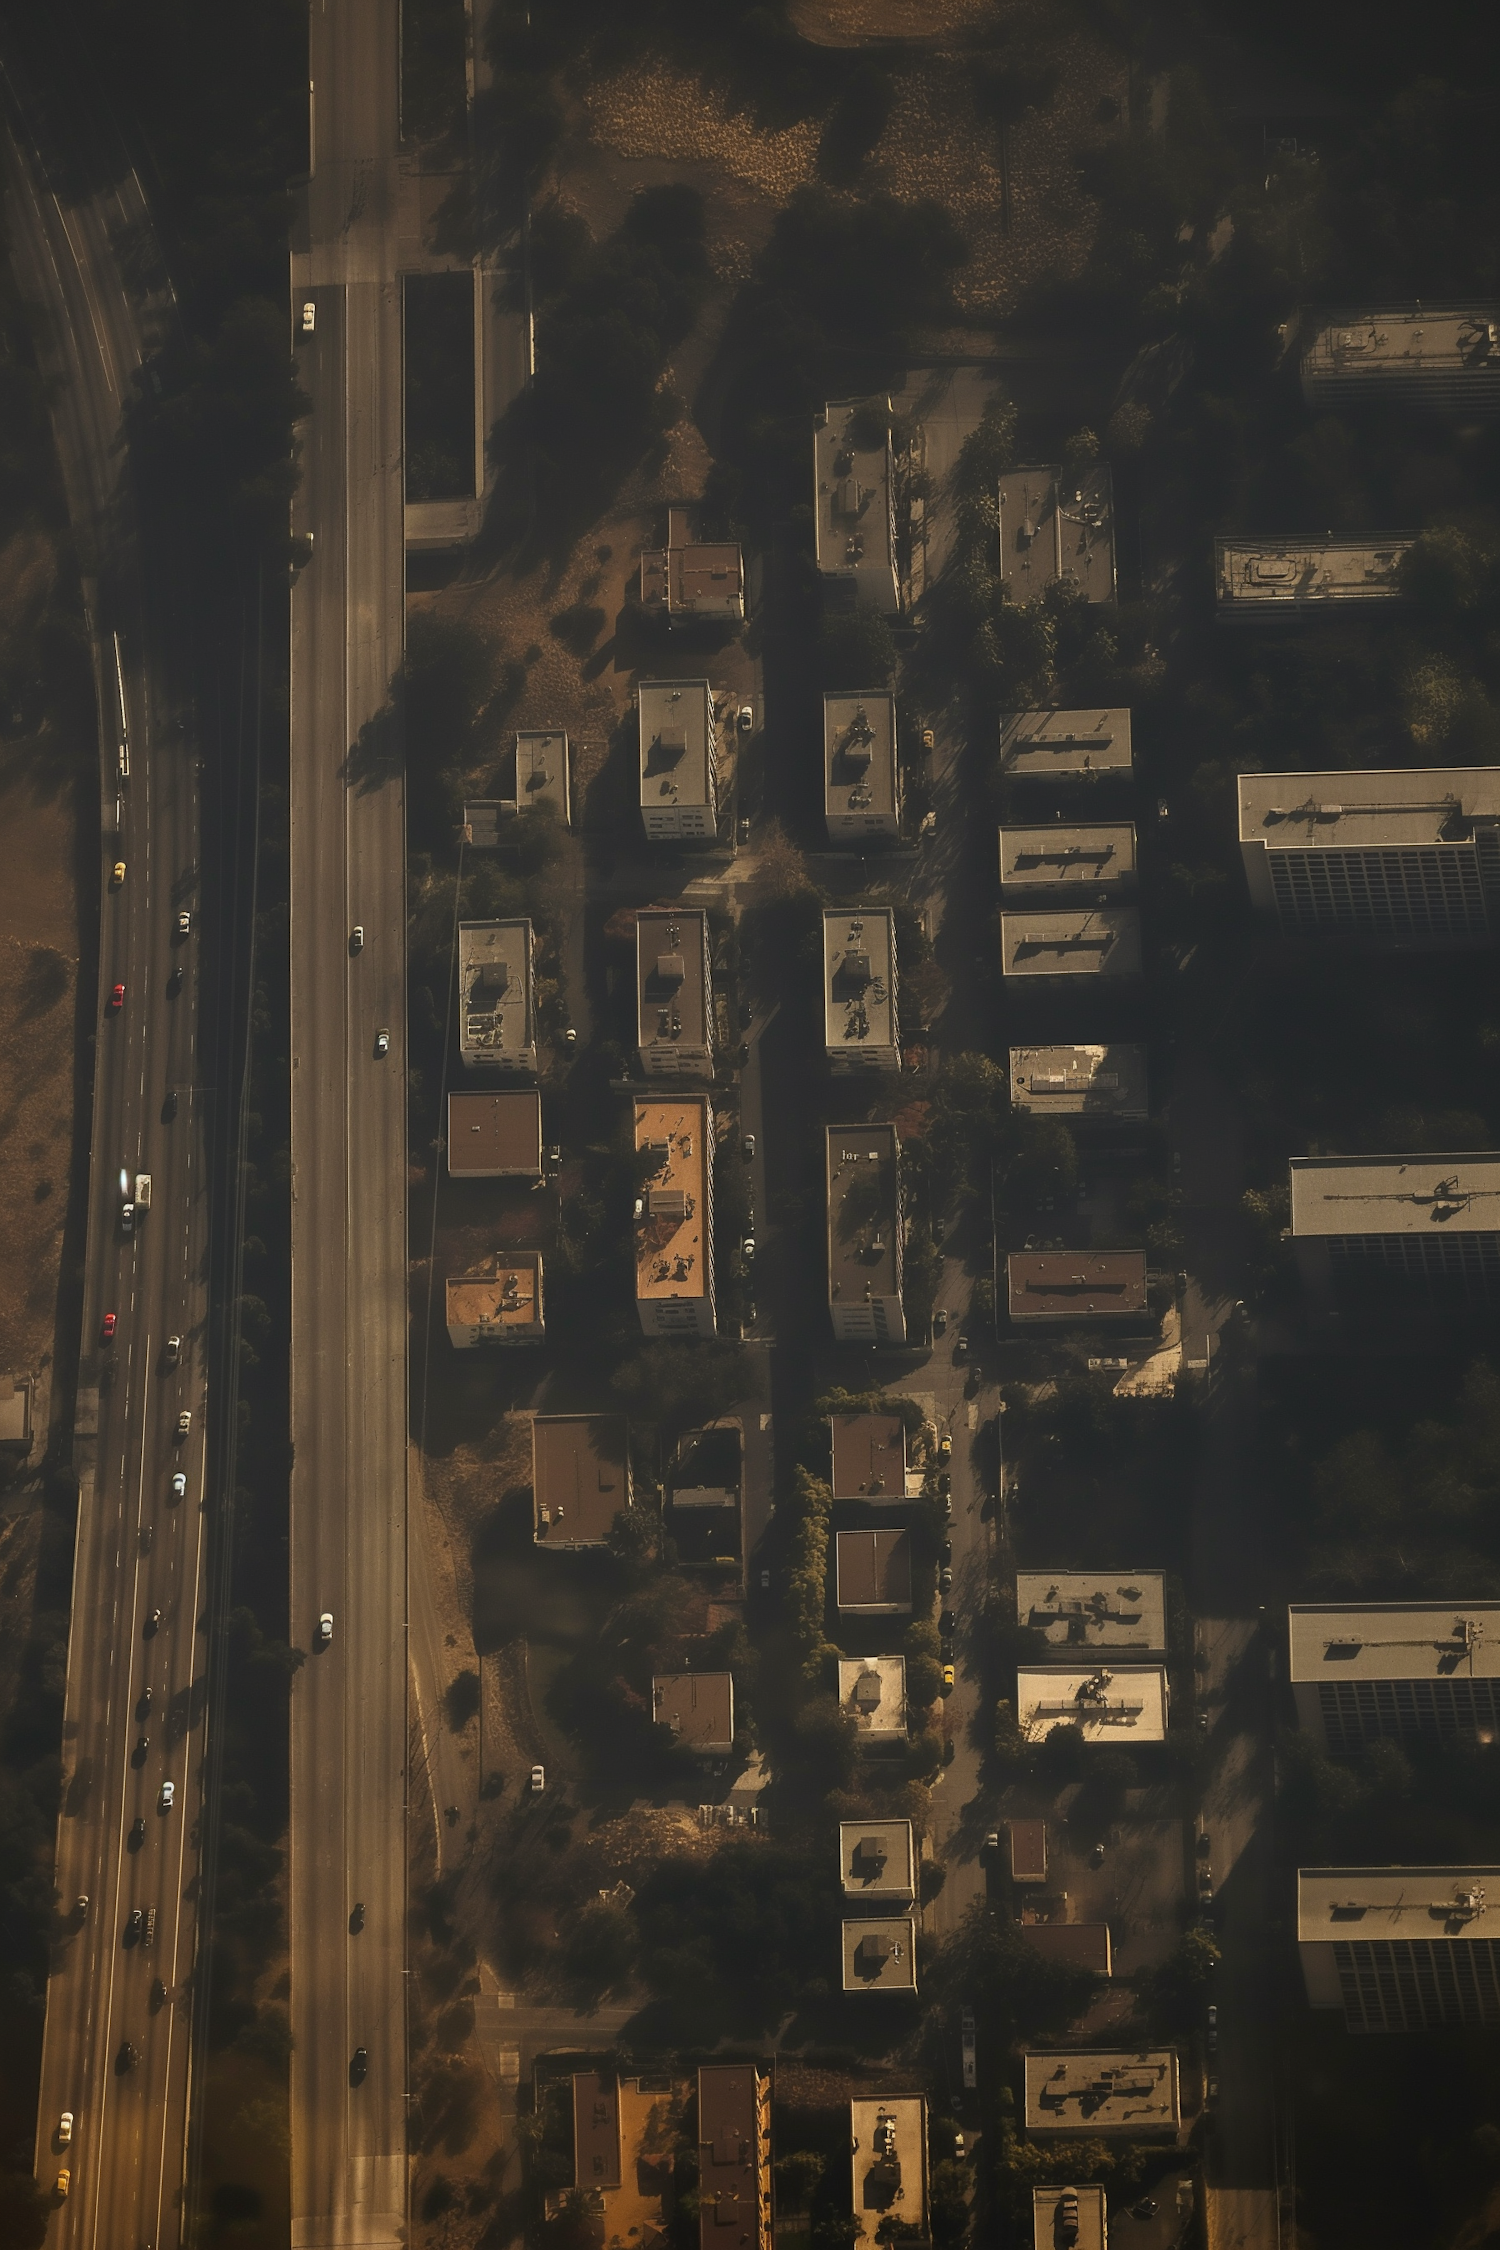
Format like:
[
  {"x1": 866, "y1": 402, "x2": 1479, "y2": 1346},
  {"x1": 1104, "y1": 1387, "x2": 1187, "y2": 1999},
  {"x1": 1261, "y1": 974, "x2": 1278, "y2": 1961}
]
[
  {"x1": 54, "y1": 2171, "x2": 69, "y2": 2203},
  {"x1": 109, "y1": 981, "x2": 125, "y2": 1010},
  {"x1": 162, "y1": 1089, "x2": 178, "y2": 1120},
  {"x1": 111, "y1": 860, "x2": 126, "y2": 887},
  {"x1": 129, "y1": 1817, "x2": 145, "y2": 1848},
  {"x1": 317, "y1": 1612, "x2": 334, "y2": 1646},
  {"x1": 149, "y1": 1977, "x2": 166, "y2": 2011},
  {"x1": 350, "y1": 1901, "x2": 365, "y2": 1933},
  {"x1": 175, "y1": 910, "x2": 192, "y2": 938},
  {"x1": 159, "y1": 1780, "x2": 174, "y2": 1811},
  {"x1": 350, "y1": 925, "x2": 363, "y2": 952},
  {"x1": 74, "y1": 1894, "x2": 88, "y2": 1918},
  {"x1": 941, "y1": 1663, "x2": 955, "y2": 1695},
  {"x1": 170, "y1": 1471, "x2": 187, "y2": 1500},
  {"x1": 132, "y1": 1737, "x2": 148, "y2": 1766},
  {"x1": 938, "y1": 1433, "x2": 952, "y2": 1460},
  {"x1": 529, "y1": 1764, "x2": 546, "y2": 1793},
  {"x1": 101, "y1": 1312, "x2": 117, "y2": 1341},
  {"x1": 350, "y1": 2047, "x2": 368, "y2": 2085},
  {"x1": 168, "y1": 962, "x2": 184, "y2": 994},
  {"x1": 301, "y1": 299, "x2": 316, "y2": 333},
  {"x1": 127, "y1": 1908, "x2": 144, "y2": 1941},
  {"x1": 56, "y1": 2113, "x2": 72, "y2": 2148},
  {"x1": 165, "y1": 1335, "x2": 181, "y2": 1368},
  {"x1": 176, "y1": 1410, "x2": 192, "y2": 1438},
  {"x1": 742, "y1": 1133, "x2": 755, "y2": 1159},
  {"x1": 145, "y1": 1608, "x2": 161, "y2": 1636},
  {"x1": 137, "y1": 1688, "x2": 152, "y2": 1718},
  {"x1": 375, "y1": 1027, "x2": 389, "y2": 1056},
  {"x1": 116, "y1": 2042, "x2": 138, "y2": 2074}
]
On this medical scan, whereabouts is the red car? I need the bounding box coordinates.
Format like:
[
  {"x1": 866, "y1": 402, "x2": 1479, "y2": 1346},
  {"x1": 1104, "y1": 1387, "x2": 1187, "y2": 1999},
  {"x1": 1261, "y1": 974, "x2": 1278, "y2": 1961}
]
[
  {"x1": 109, "y1": 983, "x2": 125, "y2": 1011},
  {"x1": 101, "y1": 1313, "x2": 117, "y2": 1340}
]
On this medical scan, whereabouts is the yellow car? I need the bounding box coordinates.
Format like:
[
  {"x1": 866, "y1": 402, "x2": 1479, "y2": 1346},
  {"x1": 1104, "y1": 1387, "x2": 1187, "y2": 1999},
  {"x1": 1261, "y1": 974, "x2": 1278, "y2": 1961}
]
[
  {"x1": 55, "y1": 2169, "x2": 71, "y2": 2201},
  {"x1": 941, "y1": 1664, "x2": 955, "y2": 1696},
  {"x1": 111, "y1": 860, "x2": 126, "y2": 887}
]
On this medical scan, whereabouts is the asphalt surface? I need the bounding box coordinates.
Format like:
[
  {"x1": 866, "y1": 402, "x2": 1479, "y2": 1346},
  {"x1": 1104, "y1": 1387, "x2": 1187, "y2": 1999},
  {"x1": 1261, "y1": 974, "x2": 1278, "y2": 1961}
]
[
  {"x1": 288, "y1": 1, "x2": 409, "y2": 2242},
  {"x1": 4, "y1": 108, "x2": 211, "y2": 2250}
]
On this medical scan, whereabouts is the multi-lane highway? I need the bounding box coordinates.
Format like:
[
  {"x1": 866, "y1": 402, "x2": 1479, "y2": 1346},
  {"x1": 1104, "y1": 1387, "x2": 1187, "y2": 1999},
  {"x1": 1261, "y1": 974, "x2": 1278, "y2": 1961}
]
[
  {"x1": 288, "y1": 0, "x2": 410, "y2": 2241},
  {"x1": 4, "y1": 98, "x2": 213, "y2": 2250}
]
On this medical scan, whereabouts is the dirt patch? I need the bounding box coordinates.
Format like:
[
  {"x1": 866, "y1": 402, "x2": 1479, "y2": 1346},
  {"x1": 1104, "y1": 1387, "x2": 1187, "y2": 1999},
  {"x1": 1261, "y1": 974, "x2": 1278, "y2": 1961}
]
[{"x1": 790, "y1": 0, "x2": 1001, "y2": 41}]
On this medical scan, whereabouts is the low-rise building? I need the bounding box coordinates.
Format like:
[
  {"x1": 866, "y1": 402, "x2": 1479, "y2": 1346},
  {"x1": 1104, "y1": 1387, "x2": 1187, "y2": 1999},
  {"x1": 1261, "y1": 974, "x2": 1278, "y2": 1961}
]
[
  {"x1": 1289, "y1": 1602, "x2": 1500, "y2": 1755},
  {"x1": 1237, "y1": 767, "x2": 1500, "y2": 945},
  {"x1": 1000, "y1": 708, "x2": 1133, "y2": 788},
  {"x1": 634, "y1": 1097, "x2": 715, "y2": 1337},
  {"x1": 827, "y1": 1126, "x2": 906, "y2": 1345},
  {"x1": 512, "y1": 730, "x2": 571, "y2": 826},
  {"x1": 999, "y1": 823, "x2": 1137, "y2": 900},
  {"x1": 1016, "y1": 1665, "x2": 1169, "y2": 1745},
  {"x1": 1300, "y1": 305, "x2": 1500, "y2": 415},
  {"x1": 998, "y1": 464, "x2": 1116, "y2": 606},
  {"x1": 838, "y1": 1657, "x2": 908, "y2": 1750},
  {"x1": 1017, "y1": 1572, "x2": 1167, "y2": 1656},
  {"x1": 666, "y1": 1423, "x2": 742, "y2": 1570},
  {"x1": 1001, "y1": 907, "x2": 1142, "y2": 983},
  {"x1": 830, "y1": 1411, "x2": 908, "y2": 1501},
  {"x1": 841, "y1": 1916, "x2": 918, "y2": 1993},
  {"x1": 814, "y1": 398, "x2": 899, "y2": 613},
  {"x1": 1289, "y1": 1152, "x2": 1500, "y2": 1305},
  {"x1": 533, "y1": 1414, "x2": 632, "y2": 1549},
  {"x1": 696, "y1": 2065, "x2": 771, "y2": 2250},
  {"x1": 1299, "y1": 1867, "x2": 1500, "y2": 2032},
  {"x1": 636, "y1": 907, "x2": 714, "y2": 1079},
  {"x1": 1033, "y1": 2184, "x2": 1108, "y2": 2250},
  {"x1": 824, "y1": 692, "x2": 900, "y2": 844},
  {"x1": 640, "y1": 508, "x2": 745, "y2": 628},
  {"x1": 652, "y1": 1673, "x2": 735, "y2": 1756},
  {"x1": 1023, "y1": 2052, "x2": 1180, "y2": 2137},
  {"x1": 835, "y1": 1528, "x2": 913, "y2": 1615},
  {"x1": 638, "y1": 680, "x2": 718, "y2": 842},
  {"x1": 568, "y1": 2071, "x2": 689, "y2": 2249},
  {"x1": 0, "y1": 1374, "x2": 31, "y2": 1452},
  {"x1": 850, "y1": 2097, "x2": 926, "y2": 2242},
  {"x1": 572, "y1": 2070, "x2": 622, "y2": 2190},
  {"x1": 840, "y1": 1820, "x2": 916, "y2": 1905},
  {"x1": 1215, "y1": 535, "x2": 1416, "y2": 620},
  {"x1": 458, "y1": 920, "x2": 536, "y2": 1074},
  {"x1": 1009, "y1": 1820, "x2": 1049, "y2": 1885},
  {"x1": 1019, "y1": 1924, "x2": 1113, "y2": 1976},
  {"x1": 1007, "y1": 1252, "x2": 1149, "y2": 1324},
  {"x1": 823, "y1": 909, "x2": 900, "y2": 1072},
  {"x1": 447, "y1": 1088, "x2": 544, "y2": 1178},
  {"x1": 445, "y1": 1254, "x2": 545, "y2": 1347},
  {"x1": 1010, "y1": 1044, "x2": 1148, "y2": 1124}
]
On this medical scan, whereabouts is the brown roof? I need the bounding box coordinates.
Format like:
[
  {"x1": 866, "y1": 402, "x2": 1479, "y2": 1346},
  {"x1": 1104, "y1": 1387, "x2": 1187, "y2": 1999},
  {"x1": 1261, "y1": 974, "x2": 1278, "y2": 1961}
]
[
  {"x1": 1018, "y1": 1923, "x2": 1112, "y2": 1975},
  {"x1": 697, "y1": 2065, "x2": 768, "y2": 2250},
  {"x1": 1009, "y1": 1820, "x2": 1048, "y2": 1883},
  {"x1": 447, "y1": 1089, "x2": 543, "y2": 1177},
  {"x1": 573, "y1": 2071, "x2": 622, "y2": 2190},
  {"x1": 533, "y1": 1415, "x2": 631, "y2": 1547},
  {"x1": 1007, "y1": 1251, "x2": 1148, "y2": 1320},
  {"x1": 835, "y1": 1528, "x2": 913, "y2": 1612},
  {"x1": 652, "y1": 1673, "x2": 735, "y2": 1753},
  {"x1": 830, "y1": 1412, "x2": 906, "y2": 1500}
]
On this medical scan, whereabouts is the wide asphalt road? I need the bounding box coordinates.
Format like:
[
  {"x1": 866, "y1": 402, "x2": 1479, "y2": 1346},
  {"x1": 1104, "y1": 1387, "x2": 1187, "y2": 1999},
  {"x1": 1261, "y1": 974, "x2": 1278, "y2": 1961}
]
[
  {"x1": 4, "y1": 106, "x2": 212, "y2": 2250},
  {"x1": 288, "y1": 1, "x2": 409, "y2": 2241}
]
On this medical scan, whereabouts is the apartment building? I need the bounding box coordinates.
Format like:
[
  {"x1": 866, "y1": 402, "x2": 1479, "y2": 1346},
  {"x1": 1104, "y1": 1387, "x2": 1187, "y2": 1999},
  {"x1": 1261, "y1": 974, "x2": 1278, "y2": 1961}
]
[
  {"x1": 830, "y1": 1411, "x2": 908, "y2": 1500},
  {"x1": 1289, "y1": 1152, "x2": 1500, "y2": 1305},
  {"x1": 1023, "y1": 2053, "x2": 1179, "y2": 2137},
  {"x1": 696, "y1": 2066, "x2": 771, "y2": 2250},
  {"x1": 652, "y1": 1673, "x2": 735, "y2": 1756},
  {"x1": 634, "y1": 1097, "x2": 715, "y2": 1337},
  {"x1": 814, "y1": 397, "x2": 899, "y2": 613},
  {"x1": 1238, "y1": 767, "x2": 1500, "y2": 945},
  {"x1": 1033, "y1": 2186, "x2": 1107, "y2": 2250},
  {"x1": 638, "y1": 680, "x2": 718, "y2": 841},
  {"x1": 999, "y1": 822, "x2": 1137, "y2": 901},
  {"x1": 1007, "y1": 1252, "x2": 1149, "y2": 1324},
  {"x1": 838, "y1": 1657, "x2": 908, "y2": 1750},
  {"x1": 1000, "y1": 908, "x2": 1142, "y2": 983},
  {"x1": 640, "y1": 508, "x2": 746, "y2": 627},
  {"x1": 826, "y1": 1124, "x2": 906, "y2": 1345},
  {"x1": 1009, "y1": 1044, "x2": 1149, "y2": 1124},
  {"x1": 835, "y1": 1529, "x2": 913, "y2": 1616},
  {"x1": 1215, "y1": 535, "x2": 1416, "y2": 620},
  {"x1": 1000, "y1": 708, "x2": 1133, "y2": 788},
  {"x1": 1016, "y1": 1665, "x2": 1169, "y2": 1744},
  {"x1": 1289, "y1": 1603, "x2": 1500, "y2": 1755},
  {"x1": 1017, "y1": 1572, "x2": 1167, "y2": 1656},
  {"x1": 1299, "y1": 1867, "x2": 1500, "y2": 2032},
  {"x1": 1300, "y1": 305, "x2": 1500, "y2": 415},
  {"x1": 636, "y1": 907, "x2": 714, "y2": 1078},
  {"x1": 824, "y1": 691, "x2": 900, "y2": 844},
  {"x1": 458, "y1": 920, "x2": 536, "y2": 1073},
  {"x1": 841, "y1": 1917, "x2": 918, "y2": 1994},
  {"x1": 823, "y1": 908, "x2": 900, "y2": 1072},
  {"x1": 533, "y1": 1414, "x2": 632, "y2": 1549},
  {"x1": 998, "y1": 464, "x2": 1117, "y2": 605},
  {"x1": 666, "y1": 1423, "x2": 742, "y2": 1570},
  {"x1": 446, "y1": 1088, "x2": 543, "y2": 1178},
  {"x1": 850, "y1": 2098, "x2": 926, "y2": 2242},
  {"x1": 840, "y1": 1820, "x2": 916, "y2": 1905},
  {"x1": 445, "y1": 1254, "x2": 545, "y2": 1347}
]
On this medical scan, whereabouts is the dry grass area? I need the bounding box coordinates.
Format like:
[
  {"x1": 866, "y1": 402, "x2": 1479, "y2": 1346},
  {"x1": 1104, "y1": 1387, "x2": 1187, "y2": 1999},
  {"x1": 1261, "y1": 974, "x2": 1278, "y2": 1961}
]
[{"x1": 789, "y1": 0, "x2": 999, "y2": 40}]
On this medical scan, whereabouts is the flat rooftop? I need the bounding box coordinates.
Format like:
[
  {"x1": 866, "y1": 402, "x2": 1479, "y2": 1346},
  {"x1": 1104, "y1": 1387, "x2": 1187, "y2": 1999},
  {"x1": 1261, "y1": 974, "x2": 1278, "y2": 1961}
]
[
  {"x1": 1010, "y1": 1045, "x2": 1148, "y2": 1122},
  {"x1": 814, "y1": 398, "x2": 897, "y2": 610},
  {"x1": 1288, "y1": 1603, "x2": 1500, "y2": 1684},
  {"x1": 1009, "y1": 1820, "x2": 1048, "y2": 1883},
  {"x1": 824, "y1": 909, "x2": 897, "y2": 1054},
  {"x1": 830, "y1": 1411, "x2": 907, "y2": 1500},
  {"x1": 838, "y1": 1657, "x2": 908, "y2": 1742},
  {"x1": 841, "y1": 1914, "x2": 918, "y2": 1993},
  {"x1": 1001, "y1": 908, "x2": 1142, "y2": 980},
  {"x1": 1017, "y1": 1666, "x2": 1169, "y2": 1744},
  {"x1": 1033, "y1": 2185, "x2": 1107, "y2": 2250},
  {"x1": 1303, "y1": 306, "x2": 1500, "y2": 379},
  {"x1": 1017, "y1": 1572, "x2": 1167, "y2": 1654},
  {"x1": 636, "y1": 907, "x2": 710, "y2": 1056},
  {"x1": 824, "y1": 692, "x2": 898, "y2": 825},
  {"x1": 1019, "y1": 1923, "x2": 1112, "y2": 1976},
  {"x1": 697, "y1": 2065, "x2": 767, "y2": 2250},
  {"x1": 851, "y1": 2097, "x2": 926, "y2": 2242},
  {"x1": 447, "y1": 1089, "x2": 544, "y2": 1177},
  {"x1": 641, "y1": 524, "x2": 745, "y2": 622},
  {"x1": 639, "y1": 679, "x2": 714, "y2": 812},
  {"x1": 459, "y1": 920, "x2": 533, "y2": 1065},
  {"x1": 1289, "y1": 1153, "x2": 1500, "y2": 1238},
  {"x1": 652, "y1": 1673, "x2": 735, "y2": 1754},
  {"x1": 840, "y1": 1820, "x2": 916, "y2": 1900},
  {"x1": 1239, "y1": 767, "x2": 1500, "y2": 851},
  {"x1": 533, "y1": 1414, "x2": 631, "y2": 1548},
  {"x1": 999, "y1": 823, "x2": 1136, "y2": 893},
  {"x1": 1000, "y1": 709, "x2": 1133, "y2": 782},
  {"x1": 573, "y1": 2071, "x2": 622, "y2": 2190},
  {"x1": 1008, "y1": 1252, "x2": 1149, "y2": 1321},
  {"x1": 634, "y1": 1099, "x2": 710, "y2": 1307},
  {"x1": 514, "y1": 731, "x2": 570, "y2": 823},
  {"x1": 1023, "y1": 2051, "x2": 1179, "y2": 2136},
  {"x1": 1298, "y1": 1867, "x2": 1500, "y2": 1944},
  {"x1": 998, "y1": 464, "x2": 1116, "y2": 605},
  {"x1": 446, "y1": 1255, "x2": 543, "y2": 1338},
  {"x1": 827, "y1": 1126, "x2": 901, "y2": 1307},
  {"x1": 835, "y1": 1528, "x2": 913, "y2": 1613},
  {"x1": 1216, "y1": 535, "x2": 1415, "y2": 609}
]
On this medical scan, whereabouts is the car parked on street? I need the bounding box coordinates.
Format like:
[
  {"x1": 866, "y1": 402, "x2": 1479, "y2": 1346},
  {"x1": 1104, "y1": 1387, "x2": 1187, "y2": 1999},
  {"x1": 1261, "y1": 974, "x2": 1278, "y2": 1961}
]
[{"x1": 529, "y1": 1764, "x2": 546, "y2": 1792}]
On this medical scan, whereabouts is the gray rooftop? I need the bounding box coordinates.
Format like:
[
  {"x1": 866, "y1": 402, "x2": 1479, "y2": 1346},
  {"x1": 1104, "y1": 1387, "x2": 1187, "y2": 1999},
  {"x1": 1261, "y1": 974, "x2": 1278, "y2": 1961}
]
[
  {"x1": 1018, "y1": 1572, "x2": 1167, "y2": 1654},
  {"x1": 636, "y1": 907, "x2": 710, "y2": 1055},
  {"x1": 1298, "y1": 1868, "x2": 1500, "y2": 1945},
  {"x1": 1303, "y1": 306, "x2": 1500, "y2": 382},
  {"x1": 1010, "y1": 1044, "x2": 1148, "y2": 1121},
  {"x1": 998, "y1": 464, "x2": 1116, "y2": 605},
  {"x1": 823, "y1": 909, "x2": 898, "y2": 1053},
  {"x1": 824, "y1": 692, "x2": 898, "y2": 826},
  {"x1": 841, "y1": 1914, "x2": 918, "y2": 1992},
  {"x1": 814, "y1": 399, "x2": 898, "y2": 611},
  {"x1": 1001, "y1": 908, "x2": 1141, "y2": 980},
  {"x1": 639, "y1": 680, "x2": 715, "y2": 813},
  {"x1": 1216, "y1": 536, "x2": 1416, "y2": 611},
  {"x1": 514, "y1": 731, "x2": 571, "y2": 824},
  {"x1": 827, "y1": 1125, "x2": 901, "y2": 1307},
  {"x1": 1289, "y1": 1154, "x2": 1500, "y2": 1238},
  {"x1": 999, "y1": 823, "x2": 1137, "y2": 894},
  {"x1": 458, "y1": 920, "x2": 534, "y2": 1065},
  {"x1": 1239, "y1": 766, "x2": 1500, "y2": 850},
  {"x1": 1000, "y1": 709, "x2": 1133, "y2": 782},
  {"x1": 1023, "y1": 2051, "x2": 1179, "y2": 2135},
  {"x1": 1288, "y1": 1603, "x2": 1500, "y2": 1684}
]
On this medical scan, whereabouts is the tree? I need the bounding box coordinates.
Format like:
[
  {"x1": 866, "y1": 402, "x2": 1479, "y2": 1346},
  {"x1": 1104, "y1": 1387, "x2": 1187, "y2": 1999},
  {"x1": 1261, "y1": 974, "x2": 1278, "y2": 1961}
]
[
  {"x1": 560, "y1": 1900, "x2": 637, "y2": 2008},
  {"x1": 775, "y1": 2151, "x2": 826, "y2": 2211},
  {"x1": 444, "y1": 1668, "x2": 481, "y2": 1731}
]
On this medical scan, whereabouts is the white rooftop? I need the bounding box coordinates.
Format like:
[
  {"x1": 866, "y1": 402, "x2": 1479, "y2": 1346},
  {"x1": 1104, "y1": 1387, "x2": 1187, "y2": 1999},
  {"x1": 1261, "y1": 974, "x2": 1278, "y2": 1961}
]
[
  {"x1": 1299, "y1": 1867, "x2": 1500, "y2": 1944},
  {"x1": 1017, "y1": 1665, "x2": 1168, "y2": 1743},
  {"x1": 1289, "y1": 1154, "x2": 1500, "y2": 1238},
  {"x1": 1288, "y1": 1603, "x2": 1500, "y2": 1683},
  {"x1": 1239, "y1": 767, "x2": 1500, "y2": 850}
]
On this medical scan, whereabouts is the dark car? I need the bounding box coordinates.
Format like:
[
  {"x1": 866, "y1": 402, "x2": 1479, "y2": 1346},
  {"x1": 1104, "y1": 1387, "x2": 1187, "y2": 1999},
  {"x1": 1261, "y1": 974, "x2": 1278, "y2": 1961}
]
[
  {"x1": 168, "y1": 963, "x2": 183, "y2": 995},
  {"x1": 162, "y1": 1090, "x2": 178, "y2": 1121},
  {"x1": 350, "y1": 2047, "x2": 369, "y2": 2085},
  {"x1": 132, "y1": 1737, "x2": 148, "y2": 1766},
  {"x1": 350, "y1": 1901, "x2": 365, "y2": 1934},
  {"x1": 116, "y1": 2041, "x2": 139, "y2": 2074},
  {"x1": 129, "y1": 1817, "x2": 145, "y2": 1849},
  {"x1": 939, "y1": 1609, "x2": 956, "y2": 1638},
  {"x1": 126, "y1": 1908, "x2": 144, "y2": 1943},
  {"x1": 149, "y1": 1977, "x2": 166, "y2": 2012}
]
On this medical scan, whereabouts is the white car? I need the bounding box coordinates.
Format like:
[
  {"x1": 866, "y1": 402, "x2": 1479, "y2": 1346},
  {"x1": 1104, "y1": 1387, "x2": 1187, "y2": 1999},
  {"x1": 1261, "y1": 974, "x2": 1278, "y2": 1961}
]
[
  {"x1": 176, "y1": 910, "x2": 192, "y2": 937},
  {"x1": 176, "y1": 1410, "x2": 192, "y2": 1438},
  {"x1": 529, "y1": 1764, "x2": 545, "y2": 1793},
  {"x1": 165, "y1": 1335, "x2": 181, "y2": 1368},
  {"x1": 741, "y1": 1236, "x2": 755, "y2": 1262},
  {"x1": 57, "y1": 2113, "x2": 73, "y2": 2148},
  {"x1": 737, "y1": 705, "x2": 753, "y2": 732},
  {"x1": 350, "y1": 925, "x2": 364, "y2": 952},
  {"x1": 318, "y1": 1613, "x2": 334, "y2": 1646},
  {"x1": 301, "y1": 299, "x2": 316, "y2": 334},
  {"x1": 375, "y1": 1028, "x2": 389, "y2": 1056},
  {"x1": 170, "y1": 1471, "x2": 187, "y2": 1500},
  {"x1": 159, "y1": 1780, "x2": 174, "y2": 1811}
]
